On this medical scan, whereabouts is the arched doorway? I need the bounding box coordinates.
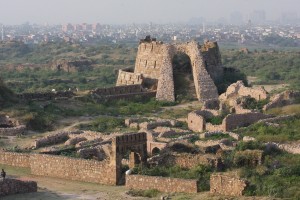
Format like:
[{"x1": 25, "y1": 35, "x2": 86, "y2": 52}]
[
  {"x1": 172, "y1": 53, "x2": 197, "y2": 102},
  {"x1": 151, "y1": 147, "x2": 161, "y2": 155}
]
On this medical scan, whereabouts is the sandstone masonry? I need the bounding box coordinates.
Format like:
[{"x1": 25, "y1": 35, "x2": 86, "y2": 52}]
[{"x1": 126, "y1": 174, "x2": 198, "y2": 193}]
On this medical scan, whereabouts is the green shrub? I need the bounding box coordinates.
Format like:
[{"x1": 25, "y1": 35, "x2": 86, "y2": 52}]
[{"x1": 127, "y1": 189, "x2": 160, "y2": 198}]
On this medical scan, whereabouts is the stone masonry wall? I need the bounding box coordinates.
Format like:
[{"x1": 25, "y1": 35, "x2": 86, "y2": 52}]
[
  {"x1": 223, "y1": 112, "x2": 271, "y2": 131},
  {"x1": 187, "y1": 111, "x2": 205, "y2": 132},
  {"x1": 116, "y1": 69, "x2": 143, "y2": 86},
  {"x1": 0, "y1": 125, "x2": 26, "y2": 136},
  {"x1": 134, "y1": 39, "x2": 220, "y2": 102},
  {"x1": 210, "y1": 173, "x2": 247, "y2": 196},
  {"x1": 17, "y1": 91, "x2": 74, "y2": 101},
  {"x1": 126, "y1": 174, "x2": 198, "y2": 193},
  {"x1": 0, "y1": 179, "x2": 37, "y2": 197},
  {"x1": 91, "y1": 84, "x2": 144, "y2": 96},
  {"x1": 30, "y1": 154, "x2": 117, "y2": 185},
  {"x1": 134, "y1": 41, "x2": 164, "y2": 81},
  {"x1": 166, "y1": 153, "x2": 220, "y2": 169},
  {"x1": 0, "y1": 152, "x2": 30, "y2": 168}
]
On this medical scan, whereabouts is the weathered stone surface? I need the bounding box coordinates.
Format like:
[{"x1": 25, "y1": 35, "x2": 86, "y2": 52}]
[
  {"x1": 91, "y1": 84, "x2": 156, "y2": 101},
  {"x1": 17, "y1": 91, "x2": 75, "y2": 101},
  {"x1": 126, "y1": 174, "x2": 198, "y2": 193},
  {"x1": 187, "y1": 111, "x2": 206, "y2": 132},
  {"x1": 234, "y1": 150, "x2": 263, "y2": 166},
  {"x1": 263, "y1": 90, "x2": 300, "y2": 111},
  {"x1": 210, "y1": 173, "x2": 247, "y2": 196},
  {"x1": 116, "y1": 37, "x2": 222, "y2": 102},
  {"x1": 0, "y1": 152, "x2": 30, "y2": 167},
  {"x1": 219, "y1": 81, "x2": 268, "y2": 102},
  {"x1": 30, "y1": 154, "x2": 117, "y2": 185},
  {"x1": 116, "y1": 69, "x2": 143, "y2": 86},
  {"x1": 51, "y1": 59, "x2": 92, "y2": 73},
  {"x1": 0, "y1": 115, "x2": 26, "y2": 136},
  {"x1": 0, "y1": 179, "x2": 37, "y2": 197}
]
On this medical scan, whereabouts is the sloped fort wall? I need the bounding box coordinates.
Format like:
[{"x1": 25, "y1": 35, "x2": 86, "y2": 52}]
[{"x1": 116, "y1": 37, "x2": 223, "y2": 102}]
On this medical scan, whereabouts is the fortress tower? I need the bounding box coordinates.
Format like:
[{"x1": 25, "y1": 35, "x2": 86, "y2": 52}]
[{"x1": 116, "y1": 36, "x2": 223, "y2": 102}]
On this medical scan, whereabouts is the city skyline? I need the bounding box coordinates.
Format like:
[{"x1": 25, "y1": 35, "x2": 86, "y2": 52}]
[{"x1": 0, "y1": 0, "x2": 299, "y2": 25}]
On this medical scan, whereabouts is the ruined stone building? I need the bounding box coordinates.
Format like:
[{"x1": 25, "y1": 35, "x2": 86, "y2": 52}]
[{"x1": 116, "y1": 36, "x2": 224, "y2": 102}]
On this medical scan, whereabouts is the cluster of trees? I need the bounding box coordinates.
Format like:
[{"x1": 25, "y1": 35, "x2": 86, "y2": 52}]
[{"x1": 222, "y1": 49, "x2": 300, "y2": 89}]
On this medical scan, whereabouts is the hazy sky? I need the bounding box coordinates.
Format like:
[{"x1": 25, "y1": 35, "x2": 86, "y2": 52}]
[{"x1": 0, "y1": 0, "x2": 299, "y2": 24}]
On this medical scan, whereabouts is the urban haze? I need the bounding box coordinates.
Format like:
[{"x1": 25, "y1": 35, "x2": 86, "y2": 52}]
[{"x1": 0, "y1": 0, "x2": 299, "y2": 24}]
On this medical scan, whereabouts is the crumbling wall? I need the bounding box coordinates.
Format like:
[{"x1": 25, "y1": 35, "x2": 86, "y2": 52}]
[
  {"x1": 0, "y1": 125, "x2": 26, "y2": 136},
  {"x1": 51, "y1": 59, "x2": 92, "y2": 72},
  {"x1": 116, "y1": 69, "x2": 143, "y2": 86},
  {"x1": 263, "y1": 90, "x2": 300, "y2": 111},
  {"x1": 219, "y1": 81, "x2": 268, "y2": 102},
  {"x1": 165, "y1": 153, "x2": 221, "y2": 169},
  {"x1": 0, "y1": 152, "x2": 30, "y2": 168},
  {"x1": 91, "y1": 84, "x2": 156, "y2": 101},
  {"x1": 126, "y1": 174, "x2": 198, "y2": 193},
  {"x1": 223, "y1": 112, "x2": 271, "y2": 131},
  {"x1": 147, "y1": 141, "x2": 167, "y2": 155},
  {"x1": 187, "y1": 111, "x2": 206, "y2": 132},
  {"x1": 0, "y1": 179, "x2": 37, "y2": 197},
  {"x1": 132, "y1": 37, "x2": 221, "y2": 102},
  {"x1": 92, "y1": 84, "x2": 144, "y2": 96},
  {"x1": 30, "y1": 154, "x2": 117, "y2": 185},
  {"x1": 33, "y1": 131, "x2": 72, "y2": 148},
  {"x1": 17, "y1": 91, "x2": 74, "y2": 101},
  {"x1": 234, "y1": 150, "x2": 263, "y2": 166},
  {"x1": 210, "y1": 173, "x2": 247, "y2": 196}
]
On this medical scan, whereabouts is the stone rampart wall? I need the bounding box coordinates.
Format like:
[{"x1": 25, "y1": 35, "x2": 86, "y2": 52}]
[
  {"x1": 126, "y1": 174, "x2": 198, "y2": 193},
  {"x1": 0, "y1": 152, "x2": 30, "y2": 168},
  {"x1": 29, "y1": 154, "x2": 117, "y2": 185},
  {"x1": 0, "y1": 179, "x2": 37, "y2": 197},
  {"x1": 134, "y1": 42, "x2": 163, "y2": 80},
  {"x1": 116, "y1": 69, "x2": 143, "y2": 86},
  {"x1": 210, "y1": 173, "x2": 247, "y2": 196}
]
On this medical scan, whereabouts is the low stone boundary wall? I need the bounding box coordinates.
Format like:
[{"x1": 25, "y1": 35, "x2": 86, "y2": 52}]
[
  {"x1": 0, "y1": 179, "x2": 37, "y2": 197},
  {"x1": 0, "y1": 152, "x2": 30, "y2": 168},
  {"x1": 17, "y1": 91, "x2": 74, "y2": 101},
  {"x1": 126, "y1": 174, "x2": 198, "y2": 193},
  {"x1": 210, "y1": 173, "x2": 247, "y2": 196},
  {"x1": 0, "y1": 152, "x2": 117, "y2": 185},
  {"x1": 29, "y1": 154, "x2": 116, "y2": 185},
  {"x1": 0, "y1": 125, "x2": 26, "y2": 136}
]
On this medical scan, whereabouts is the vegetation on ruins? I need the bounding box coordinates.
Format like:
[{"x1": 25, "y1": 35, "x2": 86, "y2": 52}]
[
  {"x1": 222, "y1": 49, "x2": 300, "y2": 89},
  {"x1": 237, "y1": 115, "x2": 300, "y2": 142}
]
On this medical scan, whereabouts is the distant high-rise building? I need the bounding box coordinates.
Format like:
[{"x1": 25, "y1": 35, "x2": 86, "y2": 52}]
[
  {"x1": 1, "y1": 25, "x2": 4, "y2": 41},
  {"x1": 250, "y1": 10, "x2": 266, "y2": 24},
  {"x1": 92, "y1": 23, "x2": 101, "y2": 32},
  {"x1": 62, "y1": 23, "x2": 74, "y2": 32}
]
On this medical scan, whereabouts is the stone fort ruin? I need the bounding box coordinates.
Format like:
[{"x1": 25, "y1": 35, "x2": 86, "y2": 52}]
[{"x1": 116, "y1": 36, "x2": 223, "y2": 102}]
